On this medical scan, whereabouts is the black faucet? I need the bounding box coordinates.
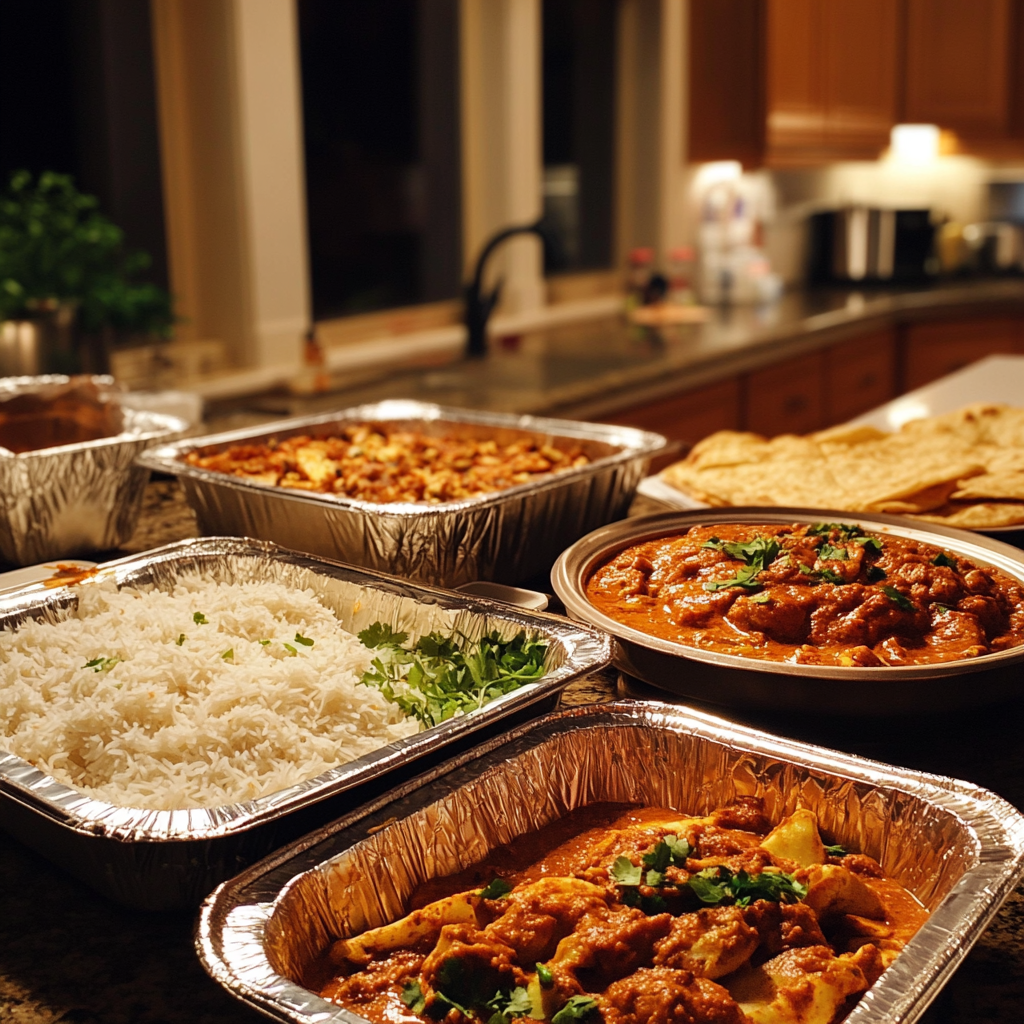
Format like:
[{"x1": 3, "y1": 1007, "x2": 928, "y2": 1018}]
[{"x1": 464, "y1": 219, "x2": 555, "y2": 358}]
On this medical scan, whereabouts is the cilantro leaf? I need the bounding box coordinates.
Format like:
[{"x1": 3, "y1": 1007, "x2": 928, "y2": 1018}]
[
  {"x1": 358, "y1": 622, "x2": 409, "y2": 649},
  {"x1": 193, "y1": 612, "x2": 208, "y2": 625},
  {"x1": 854, "y1": 535, "x2": 884, "y2": 554},
  {"x1": 359, "y1": 627, "x2": 547, "y2": 729},
  {"x1": 688, "y1": 868, "x2": 732, "y2": 905},
  {"x1": 536, "y1": 963, "x2": 554, "y2": 986},
  {"x1": 866, "y1": 565, "x2": 887, "y2": 582},
  {"x1": 400, "y1": 980, "x2": 426, "y2": 1014},
  {"x1": 704, "y1": 565, "x2": 764, "y2": 592},
  {"x1": 552, "y1": 996, "x2": 598, "y2": 1024},
  {"x1": 808, "y1": 522, "x2": 865, "y2": 539},
  {"x1": 175, "y1": 634, "x2": 186, "y2": 646},
  {"x1": 749, "y1": 591, "x2": 772, "y2": 604},
  {"x1": 687, "y1": 865, "x2": 806, "y2": 907},
  {"x1": 880, "y1": 585, "x2": 915, "y2": 611},
  {"x1": 799, "y1": 564, "x2": 844, "y2": 585},
  {"x1": 293, "y1": 632, "x2": 314, "y2": 647},
  {"x1": 932, "y1": 551, "x2": 957, "y2": 569},
  {"x1": 824, "y1": 843, "x2": 847, "y2": 856},
  {"x1": 478, "y1": 878, "x2": 513, "y2": 899},
  {"x1": 818, "y1": 543, "x2": 849, "y2": 561},
  {"x1": 258, "y1": 638, "x2": 271, "y2": 646},
  {"x1": 221, "y1": 648, "x2": 233, "y2": 661},
  {"x1": 933, "y1": 603, "x2": 954, "y2": 616},
  {"x1": 283, "y1": 642, "x2": 298, "y2": 656},
  {"x1": 82, "y1": 656, "x2": 119, "y2": 673},
  {"x1": 610, "y1": 856, "x2": 643, "y2": 886}
]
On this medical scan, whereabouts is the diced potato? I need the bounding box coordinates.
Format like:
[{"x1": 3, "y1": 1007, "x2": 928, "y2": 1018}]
[
  {"x1": 760, "y1": 809, "x2": 826, "y2": 868},
  {"x1": 329, "y1": 891, "x2": 480, "y2": 965},
  {"x1": 800, "y1": 865, "x2": 886, "y2": 920}
]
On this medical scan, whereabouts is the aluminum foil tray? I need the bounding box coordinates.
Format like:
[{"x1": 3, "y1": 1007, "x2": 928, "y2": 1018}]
[
  {"x1": 0, "y1": 537, "x2": 612, "y2": 910},
  {"x1": 0, "y1": 374, "x2": 186, "y2": 566},
  {"x1": 197, "y1": 701, "x2": 1024, "y2": 1024},
  {"x1": 137, "y1": 400, "x2": 665, "y2": 587},
  {"x1": 552, "y1": 507, "x2": 1024, "y2": 714}
]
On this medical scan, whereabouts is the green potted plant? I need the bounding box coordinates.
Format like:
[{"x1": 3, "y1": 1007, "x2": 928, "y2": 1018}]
[{"x1": 0, "y1": 170, "x2": 174, "y2": 376}]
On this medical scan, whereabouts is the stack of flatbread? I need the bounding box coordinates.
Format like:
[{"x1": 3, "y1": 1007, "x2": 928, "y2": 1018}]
[{"x1": 660, "y1": 403, "x2": 1024, "y2": 529}]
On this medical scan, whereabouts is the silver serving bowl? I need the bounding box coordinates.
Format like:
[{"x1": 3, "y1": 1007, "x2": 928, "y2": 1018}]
[{"x1": 551, "y1": 507, "x2": 1024, "y2": 714}]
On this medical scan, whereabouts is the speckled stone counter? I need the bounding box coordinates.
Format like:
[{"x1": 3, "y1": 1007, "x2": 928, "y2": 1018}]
[{"x1": 3, "y1": 486, "x2": 1024, "y2": 1023}]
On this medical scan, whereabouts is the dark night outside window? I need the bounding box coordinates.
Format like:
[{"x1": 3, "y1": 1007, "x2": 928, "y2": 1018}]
[
  {"x1": 298, "y1": 0, "x2": 462, "y2": 321},
  {"x1": 542, "y1": 0, "x2": 617, "y2": 274}
]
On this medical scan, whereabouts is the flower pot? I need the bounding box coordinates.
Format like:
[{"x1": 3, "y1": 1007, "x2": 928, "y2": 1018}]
[{"x1": 0, "y1": 300, "x2": 78, "y2": 376}]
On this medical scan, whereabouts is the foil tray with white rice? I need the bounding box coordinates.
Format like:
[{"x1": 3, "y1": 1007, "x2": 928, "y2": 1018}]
[
  {"x1": 0, "y1": 537, "x2": 612, "y2": 910},
  {"x1": 196, "y1": 702, "x2": 1024, "y2": 1024}
]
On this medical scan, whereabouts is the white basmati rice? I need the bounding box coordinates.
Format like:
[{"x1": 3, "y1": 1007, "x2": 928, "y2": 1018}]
[{"x1": 0, "y1": 575, "x2": 419, "y2": 810}]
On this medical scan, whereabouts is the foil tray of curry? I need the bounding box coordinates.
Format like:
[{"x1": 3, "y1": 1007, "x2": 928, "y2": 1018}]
[
  {"x1": 196, "y1": 701, "x2": 1024, "y2": 1024},
  {"x1": 551, "y1": 509, "x2": 1024, "y2": 715},
  {"x1": 137, "y1": 400, "x2": 665, "y2": 588}
]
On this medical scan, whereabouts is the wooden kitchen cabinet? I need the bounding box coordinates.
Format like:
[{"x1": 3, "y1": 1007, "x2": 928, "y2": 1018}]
[
  {"x1": 822, "y1": 329, "x2": 897, "y2": 425},
  {"x1": 904, "y1": 0, "x2": 1014, "y2": 142},
  {"x1": 902, "y1": 316, "x2": 1024, "y2": 391},
  {"x1": 691, "y1": 0, "x2": 899, "y2": 166},
  {"x1": 743, "y1": 351, "x2": 826, "y2": 436},
  {"x1": 603, "y1": 378, "x2": 741, "y2": 470}
]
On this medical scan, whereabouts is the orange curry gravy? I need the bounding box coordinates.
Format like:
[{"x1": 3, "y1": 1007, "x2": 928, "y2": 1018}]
[
  {"x1": 585, "y1": 522, "x2": 1024, "y2": 667},
  {"x1": 315, "y1": 799, "x2": 928, "y2": 1024}
]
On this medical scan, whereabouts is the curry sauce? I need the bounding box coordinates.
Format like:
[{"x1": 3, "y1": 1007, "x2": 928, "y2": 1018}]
[
  {"x1": 316, "y1": 800, "x2": 928, "y2": 1024},
  {"x1": 585, "y1": 522, "x2": 1024, "y2": 666}
]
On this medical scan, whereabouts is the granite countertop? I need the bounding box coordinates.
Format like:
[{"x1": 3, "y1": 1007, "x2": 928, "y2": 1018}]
[
  {"x1": 208, "y1": 279, "x2": 1024, "y2": 425},
  {"x1": 3, "y1": 483, "x2": 1024, "y2": 1022}
]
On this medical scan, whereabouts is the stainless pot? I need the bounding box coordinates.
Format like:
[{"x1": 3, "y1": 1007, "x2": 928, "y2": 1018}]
[{"x1": 0, "y1": 300, "x2": 78, "y2": 376}]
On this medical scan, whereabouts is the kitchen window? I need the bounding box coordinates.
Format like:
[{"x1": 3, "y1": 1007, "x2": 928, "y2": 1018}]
[{"x1": 297, "y1": 0, "x2": 463, "y2": 321}]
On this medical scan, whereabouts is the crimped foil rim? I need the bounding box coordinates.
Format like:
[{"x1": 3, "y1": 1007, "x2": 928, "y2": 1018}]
[
  {"x1": 136, "y1": 399, "x2": 666, "y2": 516},
  {"x1": 552, "y1": 506, "x2": 1024, "y2": 679},
  {"x1": 0, "y1": 537, "x2": 613, "y2": 843}
]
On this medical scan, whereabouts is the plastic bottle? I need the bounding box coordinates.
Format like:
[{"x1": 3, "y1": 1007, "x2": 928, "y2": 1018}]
[{"x1": 667, "y1": 246, "x2": 696, "y2": 305}]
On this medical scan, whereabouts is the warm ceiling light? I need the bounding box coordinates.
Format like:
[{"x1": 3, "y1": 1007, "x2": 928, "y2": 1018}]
[{"x1": 890, "y1": 123, "x2": 940, "y2": 164}]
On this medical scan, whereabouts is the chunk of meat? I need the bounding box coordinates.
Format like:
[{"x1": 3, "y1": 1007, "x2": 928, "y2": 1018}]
[
  {"x1": 726, "y1": 945, "x2": 869, "y2": 1024},
  {"x1": 551, "y1": 906, "x2": 673, "y2": 988},
  {"x1": 742, "y1": 902, "x2": 828, "y2": 957},
  {"x1": 601, "y1": 967, "x2": 749, "y2": 1024},
  {"x1": 653, "y1": 906, "x2": 759, "y2": 978},
  {"x1": 420, "y1": 924, "x2": 524, "y2": 1008},
  {"x1": 726, "y1": 588, "x2": 815, "y2": 644}
]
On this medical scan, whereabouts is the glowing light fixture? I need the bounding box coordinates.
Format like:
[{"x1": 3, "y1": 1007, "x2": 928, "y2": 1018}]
[{"x1": 890, "y1": 123, "x2": 940, "y2": 164}]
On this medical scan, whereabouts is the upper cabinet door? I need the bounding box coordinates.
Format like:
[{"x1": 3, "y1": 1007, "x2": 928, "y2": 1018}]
[
  {"x1": 765, "y1": 0, "x2": 826, "y2": 160},
  {"x1": 904, "y1": 0, "x2": 1012, "y2": 137},
  {"x1": 823, "y1": 0, "x2": 899, "y2": 155}
]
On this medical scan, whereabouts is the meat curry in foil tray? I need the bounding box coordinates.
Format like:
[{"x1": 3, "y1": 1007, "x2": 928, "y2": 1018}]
[
  {"x1": 315, "y1": 799, "x2": 927, "y2": 1024},
  {"x1": 183, "y1": 424, "x2": 590, "y2": 504},
  {"x1": 585, "y1": 522, "x2": 1024, "y2": 667}
]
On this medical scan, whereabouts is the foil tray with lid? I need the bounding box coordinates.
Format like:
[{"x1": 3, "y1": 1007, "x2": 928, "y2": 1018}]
[
  {"x1": 552, "y1": 507, "x2": 1024, "y2": 715},
  {"x1": 0, "y1": 536, "x2": 612, "y2": 910},
  {"x1": 196, "y1": 701, "x2": 1024, "y2": 1024},
  {"x1": 0, "y1": 374, "x2": 187, "y2": 566},
  {"x1": 137, "y1": 399, "x2": 666, "y2": 588}
]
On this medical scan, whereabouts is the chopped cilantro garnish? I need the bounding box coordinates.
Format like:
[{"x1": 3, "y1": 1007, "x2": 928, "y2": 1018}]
[
  {"x1": 818, "y1": 543, "x2": 849, "y2": 561},
  {"x1": 932, "y1": 552, "x2": 957, "y2": 569},
  {"x1": 824, "y1": 843, "x2": 847, "y2": 856},
  {"x1": 610, "y1": 855, "x2": 643, "y2": 886},
  {"x1": 866, "y1": 565, "x2": 887, "y2": 582},
  {"x1": 487, "y1": 986, "x2": 533, "y2": 1023},
  {"x1": 478, "y1": 878, "x2": 513, "y2": 899},
  {"x1": 704, "y1": 565, "x2": 764, "y2": 592},
  {"x1": 293, "y1": 632, "x2": 314, "y2": 647},
  {"x1": 808, "y1": 522, "x2": 865, "y2": 539},
  {"x1": 359, "y1": 625, "x2": 547, "y2": 729},
  {"x1": 357, "y1": 622, "x2": 409, "y2": 649},
  {"x1": 854, "y1": 535, "x2": 884, "y2": 554},
  {"x1": 881, "y1": 585, "x2": 915, "y2": 611},
  {"x1": 82, "y1": 656, "x2": 119, "y2": 673},
  {"x1": 400, "y1": 980, "x2": 426, "y2": 1013},
  {"x1": 704, "y1": 535, "x2": 781, "y2": 569},
  {"x1": 552, "y1": 996, "x2": 598, "y2": 1024},
  {"x1": 175, "y1": 634, "x2": 186, "y2": 646},
  {"x1": 221, "y1": 648, "x2": 233, "y2": 661},
  {"x1": 536, "y1": 963, "x2": 554, "y2": 986},
  {"x1": 934, "y1": 603, "x2": 954, "y2": 616},
  {"x1": 283, "y1": 643, "x2": 298, "y2": 656},
  {"x1": 749, "y1": 591, "x2": 772, "y2": 604},
  {"x1": 193, "y1": 612, "x2": 208, "y2": 625},
  {"x1": 689, "y1": 866, "x2": 807, "y2": 907},
  {"x1": 258, "y1": 639, "x2": 271, "y2": 646}
]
